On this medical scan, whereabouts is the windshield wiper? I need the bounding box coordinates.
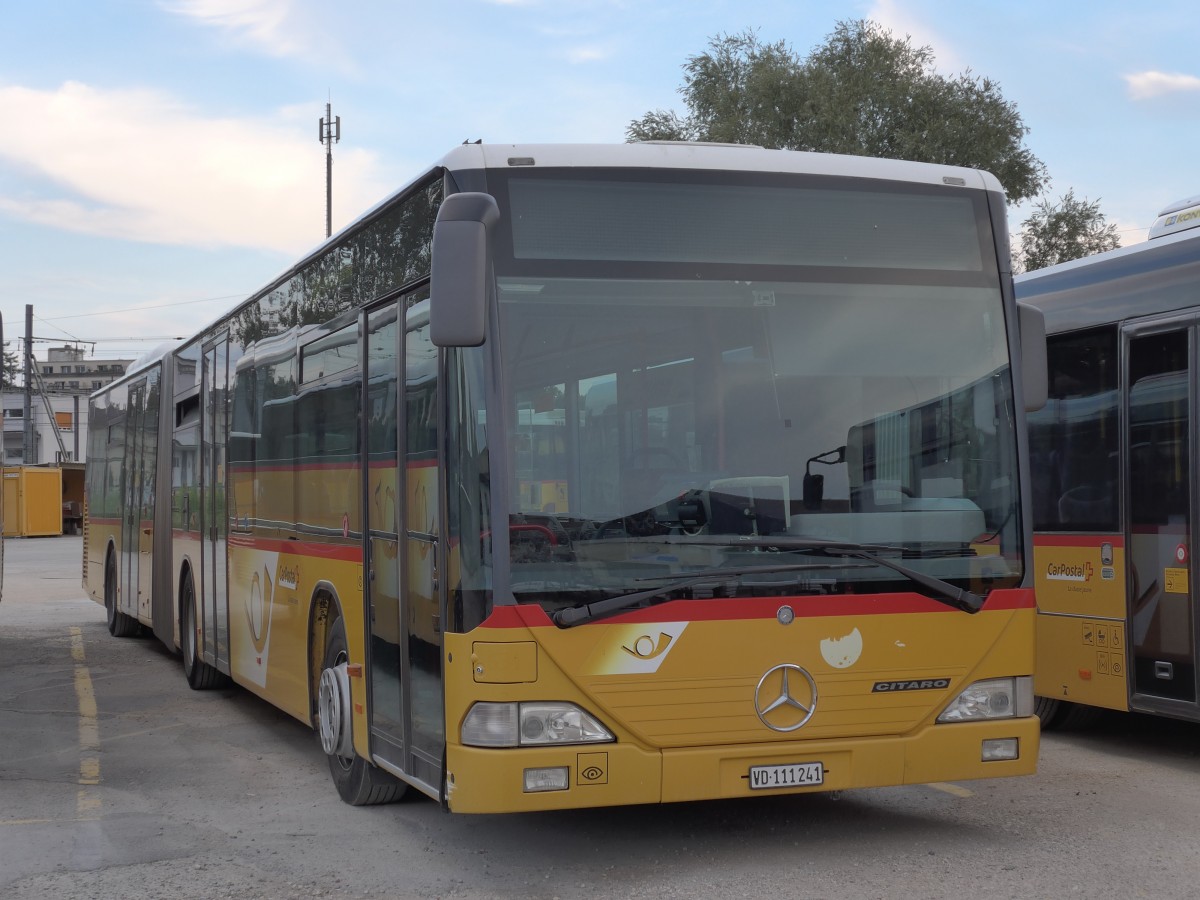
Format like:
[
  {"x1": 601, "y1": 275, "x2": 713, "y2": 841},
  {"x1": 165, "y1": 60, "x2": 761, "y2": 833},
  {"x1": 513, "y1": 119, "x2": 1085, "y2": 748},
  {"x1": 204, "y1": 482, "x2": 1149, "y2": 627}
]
[
  {"x1": 551, "y1": 562, "x2": 854, "y2": 628},
  {"x1": 820, "y1": 542, "x2": 983, "y2": 614},
  {"x1": 562, "y1": 534, "x2": 983, "y2": 622},
  {"x1": 667, "y1": 536, "x2": 985, "y2": 614}
]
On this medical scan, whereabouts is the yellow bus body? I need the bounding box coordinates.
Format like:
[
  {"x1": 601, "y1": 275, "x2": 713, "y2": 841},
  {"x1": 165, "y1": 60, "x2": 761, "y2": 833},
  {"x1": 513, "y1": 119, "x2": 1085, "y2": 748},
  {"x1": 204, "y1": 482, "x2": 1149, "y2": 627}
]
[
  {"x1": 442, "y1": 593, "x2": 1036, "y2": 813},
  {"x1": 1033, "y1": 534, "x2": 1131, "y2": 712}
]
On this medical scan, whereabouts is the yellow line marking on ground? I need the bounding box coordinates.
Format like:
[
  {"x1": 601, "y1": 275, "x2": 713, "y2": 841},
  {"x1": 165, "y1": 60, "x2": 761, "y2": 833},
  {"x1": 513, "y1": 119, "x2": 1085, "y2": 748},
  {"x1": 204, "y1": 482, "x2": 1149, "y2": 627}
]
[
  {"x1": 3, "y1": 721, "x2": 187, "y2": 767},
  {"x1": 69, "y1": 627, "x2": 102, "y2": 818},
  {"x1": 928, "y1": 782, "x2": 974, "y2": 798}
]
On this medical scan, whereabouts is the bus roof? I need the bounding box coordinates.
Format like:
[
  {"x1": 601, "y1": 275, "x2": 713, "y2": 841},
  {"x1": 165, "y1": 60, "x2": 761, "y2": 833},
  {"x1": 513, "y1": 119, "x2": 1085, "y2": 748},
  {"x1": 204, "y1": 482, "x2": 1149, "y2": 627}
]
[
  {"x1": 168, "y1": 142, "x2": 1008, "y2": 353},
  {"x1": 88, "y1": 340, "x2": 176, "y2": 399},
  {"x1": 434, "y1": 142, "x2": 1005, "y2": 194},
  {"x1": 1148, "y1": 194, "x2": 1200, "y2": 239},
  {"x1": 307, "y1": 143, "x2": 1004, "y2": 292},
  {"x1": 1014, "y1": 225, "x2": 1200, "y2": 335}
]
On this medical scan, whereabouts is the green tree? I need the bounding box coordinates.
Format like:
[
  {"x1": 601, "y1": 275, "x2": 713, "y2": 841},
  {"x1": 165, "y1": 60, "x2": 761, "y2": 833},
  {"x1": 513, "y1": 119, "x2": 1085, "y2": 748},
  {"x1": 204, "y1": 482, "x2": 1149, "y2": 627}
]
[
  {"x1": 1016, "y1": 190, "x2": 1121, "y2": 273},
  {"x1": 628, "y1": 22, "x2": 1049, "y2": 204},
  {"x1": 1, "y1": 346, "x2": 18, "y2": 388}
]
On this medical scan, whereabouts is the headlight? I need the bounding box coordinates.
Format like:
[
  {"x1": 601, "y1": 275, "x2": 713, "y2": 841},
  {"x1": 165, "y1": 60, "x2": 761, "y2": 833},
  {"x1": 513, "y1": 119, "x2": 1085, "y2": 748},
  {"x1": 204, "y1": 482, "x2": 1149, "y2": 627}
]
[
  {"x1": 937, "y1": 676, "x2": 1033, "y2": 723},
  {"x1": 462, "y1": 701, "x2": 614, "y2": 747}
]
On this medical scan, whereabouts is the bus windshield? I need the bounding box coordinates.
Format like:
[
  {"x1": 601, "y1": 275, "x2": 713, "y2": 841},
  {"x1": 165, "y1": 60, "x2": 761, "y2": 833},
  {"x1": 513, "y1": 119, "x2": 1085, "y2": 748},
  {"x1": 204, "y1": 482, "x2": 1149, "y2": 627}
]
[{"x1": 492, "y1": 170, "x2": 1021, "y2": 612}]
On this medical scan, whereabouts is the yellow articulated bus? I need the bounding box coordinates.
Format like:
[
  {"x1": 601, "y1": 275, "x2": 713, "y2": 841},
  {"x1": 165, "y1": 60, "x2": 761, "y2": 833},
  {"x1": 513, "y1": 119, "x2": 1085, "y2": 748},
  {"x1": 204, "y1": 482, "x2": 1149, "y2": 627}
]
[
  {"x1": 1017, "y1": 195, "x2": 1200, "y2": 728},
  {"x1": 84, "y1": 142, "x2": 1047, "y2": 813}
]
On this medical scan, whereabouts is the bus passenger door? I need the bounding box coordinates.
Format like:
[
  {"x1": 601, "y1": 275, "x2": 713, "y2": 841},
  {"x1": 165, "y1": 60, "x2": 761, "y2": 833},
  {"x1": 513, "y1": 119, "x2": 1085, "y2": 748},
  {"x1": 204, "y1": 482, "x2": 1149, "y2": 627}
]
[
  {"x1": 364, "y1": 300, "x2": 406, "y2": 765},
  {"x1": 1125, "y1": 321, "x2": 1199, "y2": 715},
  {"x1": 138, "y1": 369, "x2": 161, "y2": 623},
  {"x1": 365, "y1": 287, "x2": 444, "y2": 795},
  {"x1": 121, "y1": 378, "x2": 147, "y2": 620},
  {"x1": 403, "y1": 290, "x2": 444, "y2": 792},
  {"x1": 201, "y1": 337, "x2": 231, "y2": 671}
]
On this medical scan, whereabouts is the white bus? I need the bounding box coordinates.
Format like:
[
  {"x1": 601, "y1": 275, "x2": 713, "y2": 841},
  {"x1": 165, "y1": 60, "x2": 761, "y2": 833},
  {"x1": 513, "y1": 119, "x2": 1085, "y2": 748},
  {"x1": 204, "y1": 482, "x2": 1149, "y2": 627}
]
[{"x1": 1019, "y1": 195, "x2": 1200, "y2": 726}]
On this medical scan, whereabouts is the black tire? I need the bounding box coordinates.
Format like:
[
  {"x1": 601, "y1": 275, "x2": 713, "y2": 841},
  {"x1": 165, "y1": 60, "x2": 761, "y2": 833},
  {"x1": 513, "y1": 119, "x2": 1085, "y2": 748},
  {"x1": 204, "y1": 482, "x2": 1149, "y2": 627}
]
[
  {"x1": 1058, "y1": 701, "x2": 1104, "y2": 730},
  {"x1": 105, "y1": 553, "x2": 140, "y2": 637},
  {"x1": 181, "y1": 570, "x2": 227, "y2": 690},
  {"x1": 320, "y1": 616, "x2": 407, "y2": 806},
  {"x1": 1034, "y1": 695, "x2": 1064, "y2": 730},
  {"x1": 1036, "y1": 695, "x2": 1103, "y2": 731}
]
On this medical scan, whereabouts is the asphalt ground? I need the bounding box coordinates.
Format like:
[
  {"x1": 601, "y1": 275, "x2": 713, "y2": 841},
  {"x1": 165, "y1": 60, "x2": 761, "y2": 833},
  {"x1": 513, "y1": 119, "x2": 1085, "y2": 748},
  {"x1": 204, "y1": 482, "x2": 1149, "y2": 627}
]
[{"x1": 4, "y1": 535, "x2": 1200, "y2": 899}]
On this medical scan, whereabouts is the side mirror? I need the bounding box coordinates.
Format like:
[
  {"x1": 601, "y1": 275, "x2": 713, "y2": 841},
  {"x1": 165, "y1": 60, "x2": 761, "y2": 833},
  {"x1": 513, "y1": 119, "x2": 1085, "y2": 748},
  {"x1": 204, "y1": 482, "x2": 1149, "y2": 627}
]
[
  {"x1": 1018, "y1": 302, "x2": 1047, "y2": 412},
  {"x1": 430, "y1": 192, "x2": 501, "y2": 347}
]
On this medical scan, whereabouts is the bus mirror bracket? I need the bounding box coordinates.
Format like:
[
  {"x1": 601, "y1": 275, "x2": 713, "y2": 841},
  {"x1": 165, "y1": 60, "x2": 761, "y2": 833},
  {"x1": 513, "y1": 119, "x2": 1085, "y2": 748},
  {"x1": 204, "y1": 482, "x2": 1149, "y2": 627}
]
[
  {"x1": 431, "y1": 192, "x2": 500, "y2": 347},
  {"x1": 1018, "y1": 302, "x2": 1047, "y2": 412}
]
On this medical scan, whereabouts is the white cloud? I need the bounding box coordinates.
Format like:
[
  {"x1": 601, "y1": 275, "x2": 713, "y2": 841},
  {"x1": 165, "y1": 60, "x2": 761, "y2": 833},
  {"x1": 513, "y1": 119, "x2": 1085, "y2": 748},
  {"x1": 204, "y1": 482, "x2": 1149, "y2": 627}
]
[
  {"x1": 160, "y1": 0, "x2": 319, "y2": 59},
  {"x1": 864, "y1": 0, "x2": 965, "y2": 74},
  {"x1": 0, "y1": 82, "x2": 392, "y2": 254},
  {"x1": 1114, "y1": 216, "x2": 1148, "y2": 247},
  {"x1": 562, "y1": 44, "x2": 611, "y2": 64},
  {"x1": 1125, "y1": 70, "x2": 1200, "y2": 100}
]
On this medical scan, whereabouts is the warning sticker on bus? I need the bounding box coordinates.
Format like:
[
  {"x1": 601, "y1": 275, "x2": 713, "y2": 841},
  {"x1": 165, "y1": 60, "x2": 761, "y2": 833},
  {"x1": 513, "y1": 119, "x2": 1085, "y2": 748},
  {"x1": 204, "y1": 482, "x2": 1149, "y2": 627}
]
[{"x1": 1165, "y1": 567, "x2": 1189, "y2": 595}]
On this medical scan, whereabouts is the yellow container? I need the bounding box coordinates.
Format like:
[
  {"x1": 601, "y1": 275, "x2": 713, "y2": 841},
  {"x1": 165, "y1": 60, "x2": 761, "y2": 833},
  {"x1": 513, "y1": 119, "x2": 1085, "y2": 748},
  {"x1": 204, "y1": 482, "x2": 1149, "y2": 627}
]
[{"x1": 3, "y1": 466, "x2": 64, "y2": 537}]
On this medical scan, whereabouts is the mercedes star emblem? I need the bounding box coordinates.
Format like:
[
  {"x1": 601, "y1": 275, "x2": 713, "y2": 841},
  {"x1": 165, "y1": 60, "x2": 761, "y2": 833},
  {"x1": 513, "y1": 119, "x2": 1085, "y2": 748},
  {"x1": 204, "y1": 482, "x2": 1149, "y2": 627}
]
[{"x1": 754, "y1": 663, "x2": 818, "y2": 732}]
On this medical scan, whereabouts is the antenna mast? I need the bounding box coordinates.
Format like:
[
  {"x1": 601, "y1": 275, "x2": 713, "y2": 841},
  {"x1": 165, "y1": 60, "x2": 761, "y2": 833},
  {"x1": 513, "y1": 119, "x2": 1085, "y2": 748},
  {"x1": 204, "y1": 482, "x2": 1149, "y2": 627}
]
[{"x1": 319, "y1": 102, "x2": 341, "y2": 239}]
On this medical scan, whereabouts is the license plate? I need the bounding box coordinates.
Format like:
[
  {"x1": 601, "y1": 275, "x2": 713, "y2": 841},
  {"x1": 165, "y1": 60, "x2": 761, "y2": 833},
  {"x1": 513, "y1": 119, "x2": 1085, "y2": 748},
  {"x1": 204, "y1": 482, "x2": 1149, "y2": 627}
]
[{"x1": 748, "y1": 762, "x2": 824, "y2": 790}]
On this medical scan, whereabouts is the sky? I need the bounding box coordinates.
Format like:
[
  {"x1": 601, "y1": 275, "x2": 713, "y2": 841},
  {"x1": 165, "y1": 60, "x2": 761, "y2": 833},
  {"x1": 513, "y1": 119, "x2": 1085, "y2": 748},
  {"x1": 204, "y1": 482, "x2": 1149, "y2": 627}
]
[{"x1": 2, "y1": 0, "x2": 1198, "y2": 363}]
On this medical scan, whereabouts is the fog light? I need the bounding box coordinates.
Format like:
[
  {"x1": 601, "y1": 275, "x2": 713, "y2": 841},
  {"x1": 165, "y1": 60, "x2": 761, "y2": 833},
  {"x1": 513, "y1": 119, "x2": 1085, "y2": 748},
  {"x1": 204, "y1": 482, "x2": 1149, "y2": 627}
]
[
  {"x1": 523, "y1": 767, "x2": 570, "y2": 793},
  {"x1": 982, "y1": 738, "x2": 1019, "y2": 761}
]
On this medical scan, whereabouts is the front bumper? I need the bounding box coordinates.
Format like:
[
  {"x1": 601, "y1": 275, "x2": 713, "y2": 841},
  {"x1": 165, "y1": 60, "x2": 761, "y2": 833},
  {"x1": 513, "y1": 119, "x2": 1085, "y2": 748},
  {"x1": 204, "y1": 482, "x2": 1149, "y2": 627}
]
[{"x1": 443, "y1": 716, "x2": 1039, "y2": 813}]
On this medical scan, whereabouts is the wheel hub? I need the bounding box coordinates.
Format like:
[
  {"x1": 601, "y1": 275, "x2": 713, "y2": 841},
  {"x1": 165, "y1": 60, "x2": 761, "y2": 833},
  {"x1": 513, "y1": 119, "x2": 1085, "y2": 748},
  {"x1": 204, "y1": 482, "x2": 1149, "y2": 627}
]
[{"x1": 318, "y1": 662, "x2": 354, "y2": 758}]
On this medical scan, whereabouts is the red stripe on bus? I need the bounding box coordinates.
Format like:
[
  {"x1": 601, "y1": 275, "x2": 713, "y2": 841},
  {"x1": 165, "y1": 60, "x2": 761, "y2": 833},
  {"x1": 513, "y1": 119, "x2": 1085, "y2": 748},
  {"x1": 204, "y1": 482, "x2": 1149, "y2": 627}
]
[
  {"x1": 1034, "y1": 533, "x2": 1124, "y2": 548},
  {"x1": 227, "y1": 533, "x2": 363, "y2": 562},
  {"x1": 227, "y1": 459, "x2": 430, "y2": 473},
  {"x1": 480, "y1": 587, "x2": 1034, "y2": 628}
]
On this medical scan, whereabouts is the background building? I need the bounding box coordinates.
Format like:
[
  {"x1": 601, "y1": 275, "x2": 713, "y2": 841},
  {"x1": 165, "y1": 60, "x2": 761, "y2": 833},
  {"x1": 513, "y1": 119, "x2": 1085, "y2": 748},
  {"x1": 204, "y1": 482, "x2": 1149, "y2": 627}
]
[
  {"x1": 0, "y1": 346, "x2": 135, "y2": 465},
  {"x1": 40, "y1": 345, "x2": 134, "y2": 395},
  {"x1": 2, "y1": 390, "x2": 88, "y2": 465}
]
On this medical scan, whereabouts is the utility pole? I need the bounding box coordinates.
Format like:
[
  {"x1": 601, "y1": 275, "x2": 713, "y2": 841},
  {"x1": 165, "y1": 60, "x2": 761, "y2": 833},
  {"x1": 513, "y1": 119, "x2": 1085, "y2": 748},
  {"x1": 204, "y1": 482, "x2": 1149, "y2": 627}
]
[
  {"x1": 319, "y1": 102, "x2": 341, "y2": 239},
  {"x1": 1, "y1": 310, "x2": 4, "y2": 592},
  {"x1": 23, "y1": 305, "x2": 32, "y2": 464}
]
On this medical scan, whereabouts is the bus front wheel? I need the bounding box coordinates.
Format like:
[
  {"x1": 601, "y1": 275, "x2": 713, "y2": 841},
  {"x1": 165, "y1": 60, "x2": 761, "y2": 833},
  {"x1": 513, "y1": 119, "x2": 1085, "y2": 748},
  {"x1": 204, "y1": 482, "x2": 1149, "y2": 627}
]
[
  {"x1": 1036, "y1": 695, "x2": 1102, "y2": 730},
  {"x1": 318, "y1": 616, "x2": 407, "y2": 806},
  {"x1": 1034, "y1": 695, "x2": 1064, "y2": 729}
]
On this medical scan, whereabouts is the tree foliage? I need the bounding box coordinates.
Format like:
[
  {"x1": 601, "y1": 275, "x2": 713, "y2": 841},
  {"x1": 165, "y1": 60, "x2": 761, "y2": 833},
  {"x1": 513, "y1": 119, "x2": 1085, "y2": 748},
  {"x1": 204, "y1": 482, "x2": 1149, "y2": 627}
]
[
  {"x1": 628, "y1": 21, "x2": 1049, "y2": 204},
  {"x1": 1016, "y1": 190, "x2": 1121, "y2": 273},
  {"x1": 2, "y1": 347, "x2": 18, "y2": 387}
]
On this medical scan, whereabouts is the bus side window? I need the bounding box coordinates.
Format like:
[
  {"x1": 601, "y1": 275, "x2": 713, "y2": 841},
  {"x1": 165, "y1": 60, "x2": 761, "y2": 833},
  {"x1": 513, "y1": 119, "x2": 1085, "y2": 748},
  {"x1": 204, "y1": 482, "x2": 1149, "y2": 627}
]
[{"x1": 1028, "y1": 326, "x2": 1119, "y2": 533}]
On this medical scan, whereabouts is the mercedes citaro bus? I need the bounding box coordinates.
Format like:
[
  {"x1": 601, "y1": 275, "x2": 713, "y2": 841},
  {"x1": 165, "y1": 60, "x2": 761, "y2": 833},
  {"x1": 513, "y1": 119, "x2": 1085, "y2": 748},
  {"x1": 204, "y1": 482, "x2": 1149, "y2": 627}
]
[{"x1": 85, "y1": 142, "x2": 1046, "y2": 812}]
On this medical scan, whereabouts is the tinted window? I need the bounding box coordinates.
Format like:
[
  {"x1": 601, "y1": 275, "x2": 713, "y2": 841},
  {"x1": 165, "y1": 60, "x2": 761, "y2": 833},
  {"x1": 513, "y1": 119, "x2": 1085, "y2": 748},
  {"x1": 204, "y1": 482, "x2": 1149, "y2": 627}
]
[{"x1": 1028, "y1": 327, "x2": 1119, "y2": 532}]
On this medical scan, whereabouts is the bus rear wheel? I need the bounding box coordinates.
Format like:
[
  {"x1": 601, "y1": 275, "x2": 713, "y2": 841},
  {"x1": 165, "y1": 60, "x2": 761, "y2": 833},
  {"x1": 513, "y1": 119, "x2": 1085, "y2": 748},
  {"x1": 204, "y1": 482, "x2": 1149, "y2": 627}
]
[
  {"x1": 319, "y1": 615, "x2": 406, "y2": 806},
  {"x1": 105, "y1": 553, "x2": 139, "y2": 638},
  {"x1": 181, "y1": 571, "x2": 227, "y2": 690}
]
